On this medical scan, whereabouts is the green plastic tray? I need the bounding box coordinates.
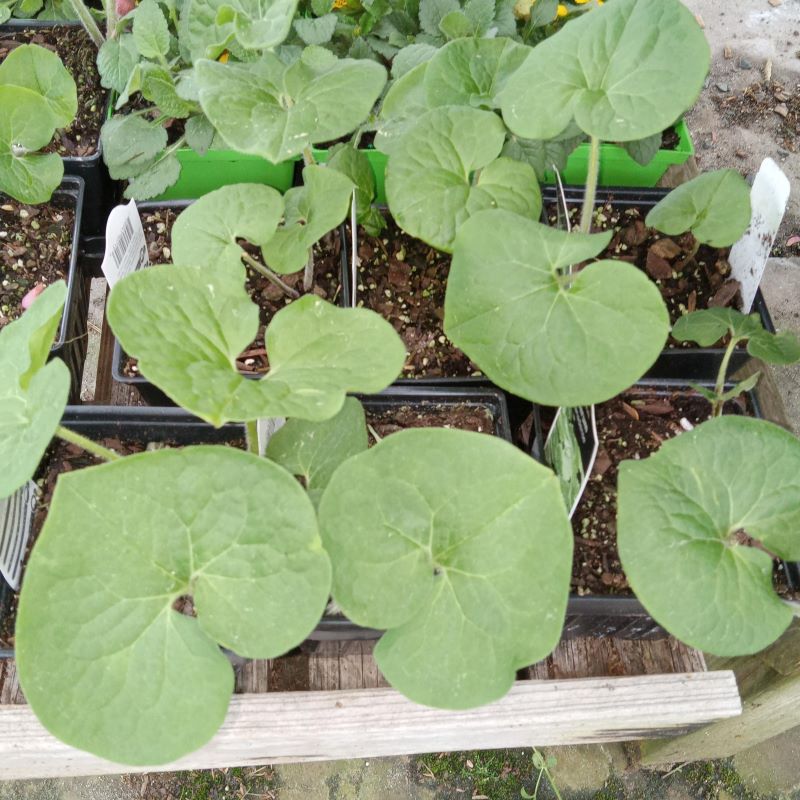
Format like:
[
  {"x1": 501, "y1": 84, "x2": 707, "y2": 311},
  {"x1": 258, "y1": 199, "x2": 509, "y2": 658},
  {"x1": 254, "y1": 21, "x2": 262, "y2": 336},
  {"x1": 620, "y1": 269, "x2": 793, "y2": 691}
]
[
  {"x1": 544, "y1": 120, "x2": 694, "y2": 187},
  {"x1": 312, "y1": 147, "x2": 388, "y2": 204}
]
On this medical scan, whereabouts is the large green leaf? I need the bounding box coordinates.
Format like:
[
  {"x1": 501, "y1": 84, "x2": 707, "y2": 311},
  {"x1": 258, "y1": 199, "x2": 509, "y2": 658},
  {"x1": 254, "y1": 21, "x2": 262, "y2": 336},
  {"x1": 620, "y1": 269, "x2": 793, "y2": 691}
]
[
  {"x1": 196, "y1": 49, "x2": 386, "y2": 163},
  {"x1": 386, "y1": 107, "x2": 541, "y2": 253},
  {"x1": 444, "y1": 210, "x2": 670, "y2": 406},
  {"x1": 107, "y1": 265, "x2": 406, "y2": 426},
  {"x1": 618, "y1": 416, "x2": 800, "y2": 655},
  {"x1": 16, "y1": 445, "x2": 330, "y2": 764},
  {"x1": 261, "y1": 165, "x2": 354, "y2": 275},
  {"x1": 0, "y1": 282, "x2": 70, "y2": 499},
  {"x1": 228, "y1": 0, "x2": 301, "y2": 50},
  {"x1": 0, "y1": 86, "x2": 63, "y2": 204},
  {"x1": 171, "y1": 183, "x2": 285, "y2": 274},
  {"x1": 500, "y1": 0, "x2": 710, "y2": 142},
  {"x1": 645, "y1": 169, "x2": 752, "y2": 248},
  {"x1": 266, "y1": 396, "x2": 368, "y2": 507},
  {"x1": 424, "y1": 37, "x2": 529, "y2": 111},
  {"x1": 318, "y1": 428, "x2": 572, "y2": 708},
  {"x1": 0, "y1": 43, "x2": 77, "y2": 129}
]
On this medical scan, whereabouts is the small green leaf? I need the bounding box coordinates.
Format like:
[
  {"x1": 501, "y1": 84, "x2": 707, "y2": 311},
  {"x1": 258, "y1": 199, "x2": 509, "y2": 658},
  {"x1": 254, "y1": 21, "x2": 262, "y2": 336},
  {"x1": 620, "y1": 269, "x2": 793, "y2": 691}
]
[
  {"x1": 445, "y1": 210, "x2": 670, "y2": 406},
  {"x1": 621, "y1": 131, "x2": 663, "y2": 167},
  {"x1": 229, "y1": 0, "x2": 300, "y2": 50},
  {"x1": 171, "y1": 183, "x2": 284, "y2": 274},
  {"x1": 438, "y1": 10, "x2": 472, "y2": 39},
  {"x1": 386, "y1": 107, "x2": 541, "y2": 253},
  {"x1": 717, "y1": 372, "x2": 760, "y2": 403},
  {"x1": 529, "y1": 0, "x2": 557, "y2": 26},
  {"x1": 502, "y1": 131, "x2": 586, "y2": 182},
  {"x1": 748, "y1": 330, "x2": 800, "y2": 365},
  {"x1": 0, "y1": 282, "x2": 70, "y2": 499},
  {"x1": 133, "y1": 0, "x2": 171, "y2": 59},
  {"x1": 645, "y1": 170, "x2": 752, "y2": 247},
  {"x1": 390, "y1": 43, "x2": 437, "y2": 79},
  {"x1": 618, "y1": 415, "x2": 800, "y2": 655},
  {"x1": 141, "y1": 64, "x2": 196, "y2": 118},
  {"x1": 501, "y1": 0, "x2": 710, "y2": 142},
  {"x1": 687, "y1": 382, "x2": 719, "y2": 403},
  {"x1": 325, "y1": 144, "x2": 376, "y2": 227},
  {"x1": 266, "y1": 396, "x2": 368, "y2": 507},
  {"x1": 0, "y1": 86, "x2": 63, "y2": 204},
  {"x1": 294, "y1": 13, "x2": 338, "y2": 45},
  {"x1": 97, "y1": 35, "x2": 140, "y2": 94},
  {"x1": 16, "y1": 445, "x2": 330, "y2": 764},
  {"x1": 261, "y1": 165, "x2": 354, "y2": 275},
  {"x1": 178, "y1": 0, "x2": 234, "y2": 61},
  {"x1": 123, "y1": 153, "x2": 181, "y2": 200},
  {"x1": 418, "y1": 0, "x2": 457, "y2": 37},
  {"x1": 0, "y1": 43, "x2": 77, "y2": 129},
  {"x1": 196, "y1": 51, "x2": 386, "y2": 163},
  {"x1": 672, "y1": 308, "x2": 762, "y2": 347},
  {"x1": 463, "y1": 0, "x2": 494, "y2": 31},
  {"x1": 101, "y1": 115, "x2": 168, "y2": 180},
  {"x1": 107, "y1": 265, "x2": 406, "y2": 425},
  {"x1": 184, "y1": 115, "x2": 215, "y2": 156},
  {"x1": 318, "y1": 428, "x2": 572, "y2": 708}
]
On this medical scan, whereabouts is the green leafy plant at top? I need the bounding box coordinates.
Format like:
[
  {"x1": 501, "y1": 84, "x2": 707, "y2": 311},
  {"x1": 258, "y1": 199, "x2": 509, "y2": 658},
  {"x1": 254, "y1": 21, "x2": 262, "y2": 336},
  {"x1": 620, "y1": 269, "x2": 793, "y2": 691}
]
[
  {"x1": 0, "y1": 44, "x2": 77, "y2": 204},
  {"x1": 521, "y1": 749, "x2": 562, "y2": 800},
  {"x1": 0, "y1": 0, "x2": 82, "y2": 22}
]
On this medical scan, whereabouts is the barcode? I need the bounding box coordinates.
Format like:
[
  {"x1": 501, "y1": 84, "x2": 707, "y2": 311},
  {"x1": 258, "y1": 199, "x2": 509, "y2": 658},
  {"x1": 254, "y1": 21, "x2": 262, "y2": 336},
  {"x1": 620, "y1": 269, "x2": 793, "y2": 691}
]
[
  {"x1": 112, "y1": 217, "x2": 135, "y2": 267},
  {"x1": 0, "y1": 483, "x2": 37, "y2": 591}
]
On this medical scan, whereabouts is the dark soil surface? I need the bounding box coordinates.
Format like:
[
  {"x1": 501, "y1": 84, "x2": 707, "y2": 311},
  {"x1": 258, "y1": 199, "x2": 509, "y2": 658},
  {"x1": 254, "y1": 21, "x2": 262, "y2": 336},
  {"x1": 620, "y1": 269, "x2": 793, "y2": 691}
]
[
  {"x1": 121, "y1": 207, "x2": 344, "y2": 376},
  {"x1": 0, "y1": 27, "x2": 105, "y2": 157},
  {"x1": 0, "y1": 196, "x2": 74, "y2": 331},
  {"x1": 0, "y1": 434, "x2": 245, "y2": 649},
  {"x1": 659, "y1": 126, "x2": 680, "y2": 151},
  {"x1": 349, "y1": 219, "x2": 479, "y2": 379},
  {"x1": 549, "y1": 202, "x2": 741, "y2": 346},
  {"x1": 366, "y1": 403, "x2": 496, "y2": 443}
]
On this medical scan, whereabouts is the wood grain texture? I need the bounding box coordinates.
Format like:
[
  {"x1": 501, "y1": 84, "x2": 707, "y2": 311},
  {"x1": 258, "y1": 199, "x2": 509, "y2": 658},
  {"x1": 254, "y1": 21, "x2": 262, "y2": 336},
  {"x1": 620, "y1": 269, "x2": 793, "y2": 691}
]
[{"x1": 0, "y1": 672, "x2": 740, "y2": 780}]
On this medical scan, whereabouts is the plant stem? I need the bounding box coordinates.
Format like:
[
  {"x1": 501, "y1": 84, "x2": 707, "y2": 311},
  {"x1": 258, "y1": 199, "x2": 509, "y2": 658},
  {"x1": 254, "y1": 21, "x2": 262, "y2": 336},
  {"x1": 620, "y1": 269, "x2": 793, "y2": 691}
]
[
  {"x1": 103, "y1": 0, "x2": 118, "y2": 39},
  {"x1": 579, "y1": 135, "x2": 601, "y2": 234},
  {"x1": 240, "y1": 251, "x2": 300, "y2": 299},
  {"x1": 303, "y1": 147, "x2": 316, "y2": 167},
  {"x1": 245, "y1": 420, "x2": 259, "y2": 455},
  {"x1": 56, "y1": 426, "x2": 121, "y2": 462},
  {"x1": 66, "y1": 0, "x2": 105, "y2": 48},
  {"x1": 712, "y1": 335, "x2": 739, "y2": 417},
  {"x1": 303, "y1": 249, "x2": 314, "y2": 292}
]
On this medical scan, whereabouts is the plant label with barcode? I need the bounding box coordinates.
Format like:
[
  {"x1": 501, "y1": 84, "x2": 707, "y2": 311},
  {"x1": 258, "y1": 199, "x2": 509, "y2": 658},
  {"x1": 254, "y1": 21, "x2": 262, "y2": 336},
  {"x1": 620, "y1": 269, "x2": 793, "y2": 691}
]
[
  {"x1": 257, "y1": 417, "x2": 286, "y2": 456},
  {"x1": 101, "y1": 200, "x2": 149, "y2": 287},
  {"x1": 0, "y1": 481, "x2": 39, "y2": 591}
]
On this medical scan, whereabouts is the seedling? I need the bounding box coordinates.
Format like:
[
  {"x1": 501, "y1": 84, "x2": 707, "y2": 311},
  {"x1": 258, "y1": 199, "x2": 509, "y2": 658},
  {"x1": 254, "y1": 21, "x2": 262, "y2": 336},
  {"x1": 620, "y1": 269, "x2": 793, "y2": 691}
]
[{"x1": 0, "y1": 44, "x2": 77, "y2": 204}]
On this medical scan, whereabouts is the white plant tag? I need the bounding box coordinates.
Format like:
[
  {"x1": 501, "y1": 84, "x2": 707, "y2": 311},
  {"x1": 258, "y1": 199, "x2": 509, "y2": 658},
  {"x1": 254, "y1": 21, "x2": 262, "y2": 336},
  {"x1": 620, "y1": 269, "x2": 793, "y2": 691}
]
[
  {"x1": 257, "y1": 417, "x2": 286, "y2": 456},
  {"x1": 730, "y1": 158, "x2": 790, "y2": 312},
  {"x1": 544, "y1": 406, "x2": 599, "y2": 518},
  {"x1": 350, "y1": 187, "x2": 359, "y2": 308},
  {"x1": 100, "y1": 200, "x2": 149, "y2": 288},
  {"x1": 0, "y1": 481, "x2": 39, "y2": 591}
]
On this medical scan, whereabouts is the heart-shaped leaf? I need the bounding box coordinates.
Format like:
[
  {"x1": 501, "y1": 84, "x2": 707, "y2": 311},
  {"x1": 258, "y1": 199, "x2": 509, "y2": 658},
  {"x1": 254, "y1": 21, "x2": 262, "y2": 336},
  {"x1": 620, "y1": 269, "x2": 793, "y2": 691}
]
[
  {"x1": 196, "y1": 49, "x2": 386, "y2": 163},
  {"x1": 0, "y1": 43, "x2": 77, "y2": 129},
  {"x1": 444, "y1": 210, "x2": 670, "y2": 406},
  {"x1": 171, "y1": 184, "x2": 285, "y2": 274},
  {"x1": 318, "y1": 428, "x2": 571, "y2": 708},
  {"x1": 386, "y1": 107, "x2": 541, "y2": 252},
  {"x1": 618, "y1": 415, "x2": 800, "y2": 655},
  {"x1": 748, "y1": 330, "x2": 800, "y2": 365},
  {"x1": 267, "y1": 396, "x2": 368, "y2": 507},
  {"x1": 0, "y1": 281, "x2": 70, "y2": 499},
  {"x1": 645, "y1": 169, "x2": 752, "y2": 247},
  {"x1": 16, "y1": 445, "x2": 330, "y2": 764},
  {"x1": 0, "y1": 86, "x2": 63, "y2": 204},
  {"x1": 107, "y1": 265, "x2": 406, "y2": 426},
  {"x1": 261, "y1": 165, "x2": 354, "y2": 274},
  {"x1": 501, "y1": 0, "x2": 710, "y2": 142}
]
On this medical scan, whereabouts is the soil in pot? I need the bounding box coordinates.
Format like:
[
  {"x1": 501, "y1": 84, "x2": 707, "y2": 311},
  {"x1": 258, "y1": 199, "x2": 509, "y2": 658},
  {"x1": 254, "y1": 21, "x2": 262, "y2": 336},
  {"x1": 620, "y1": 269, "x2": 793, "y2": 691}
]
[
  {"x1": 121, "y1": 207, "x2": 344, "y2": 376},
  {"x1": 349, "y1": 219, "x2": 480, "y2": 379},
  {"x1": 366, "y1": 402, "x2": 496, "y2": 443},
  {"x1": 0, "y1": 27, "x2": 105, "y2": 158},
  {"x1": 0, "y1": 196, "x2": 75, "y2": 331},
  {"x1": 0, "y1": 432, "x2": 246, "y2": 650}
]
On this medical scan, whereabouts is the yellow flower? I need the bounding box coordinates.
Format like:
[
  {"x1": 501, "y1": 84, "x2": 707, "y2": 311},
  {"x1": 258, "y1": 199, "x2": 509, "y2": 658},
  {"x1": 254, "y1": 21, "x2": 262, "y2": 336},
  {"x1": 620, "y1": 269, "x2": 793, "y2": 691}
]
[
  {"x1": 217, "y1": 50, "x2": 229, "y2": 63},
  {"x1": 332, "y1": 0, "x2": 348, "y2": 8},
  {"x1": 557, "y1": 3, "x2": 567, "y2": 16}
]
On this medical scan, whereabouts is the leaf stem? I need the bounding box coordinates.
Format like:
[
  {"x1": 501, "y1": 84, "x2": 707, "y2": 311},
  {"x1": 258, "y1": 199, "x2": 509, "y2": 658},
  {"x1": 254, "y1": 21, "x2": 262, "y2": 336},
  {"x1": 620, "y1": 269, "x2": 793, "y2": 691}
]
[
  {"x1": 712, "y1": 335, "x2": 740, "y2": 417},
  {"x1": 66, "y1": 0, "x2": 105, "y2": 48},
  {"x1": 303, "y1": 147, "x2": 316, "y2": 167},
  {"x1": 245, "y1": 420, "x2": 259, "y2": 455},
  {"x1": 303, "y1": 249, "x2": 315, "y2": 292},
  {"x1": 103, "y1": 0, "x2": 118, "y2": 39},
  {"x1": 240, "y1": 251, "x2": 300, "y2": 299},
  {"x1": 56, "y1": 426, "x2": 122, "y2": 462},
  {"x1": 579, "y1": 135, "x2": 601, "y2": 234}
]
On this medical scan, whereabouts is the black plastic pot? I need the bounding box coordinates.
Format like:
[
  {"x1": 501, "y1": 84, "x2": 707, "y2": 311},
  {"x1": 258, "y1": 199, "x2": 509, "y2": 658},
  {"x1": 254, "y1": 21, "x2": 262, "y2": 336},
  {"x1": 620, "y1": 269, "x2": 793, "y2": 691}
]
[
  {"x1": 2, "y1": 176, "x2": 87, "y2": 400},
  {"x1": 541, "y1": 186, "x2": 775, "y2": 382},
  {"x1": 1, "y1": 20, "x2": 116, "y2": 235},
  {"x1": 0, "y1": 386, "x2": 511, "y2": 656},
  {"x1": 530, "y1": 378, "x2": 799, "y2": 639}
]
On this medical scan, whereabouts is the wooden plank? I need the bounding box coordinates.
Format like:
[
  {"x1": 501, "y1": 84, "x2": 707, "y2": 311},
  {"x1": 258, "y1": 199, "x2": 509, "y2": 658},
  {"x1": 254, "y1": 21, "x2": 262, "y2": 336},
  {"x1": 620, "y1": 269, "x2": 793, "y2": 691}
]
[
  {"x1": 0, "y1": 672, "x2": 740, "y2": 780},
  {"x1": 0, "y1": 660, "x2": 24, "y2": 705}
]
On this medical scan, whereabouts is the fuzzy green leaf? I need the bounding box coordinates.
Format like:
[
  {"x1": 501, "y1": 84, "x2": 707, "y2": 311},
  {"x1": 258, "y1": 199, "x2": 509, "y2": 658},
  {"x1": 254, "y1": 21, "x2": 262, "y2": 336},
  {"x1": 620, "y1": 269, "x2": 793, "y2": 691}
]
[
  {"x1": 444, "y1": 210, "x2": 670, "y2": 406},
  {"x1": 618, "y1": 416, "x2": 800, "y2": 655},
  {"x1": 326, "y1": 143, "x2": 376, "y2": 224},
  {"x1": 107, "y1": 265, "x2": 406, "y2": 426},
  {"x1": 0, "y1": 282, "x2": 69, "y2": 499},
  {"x1": 123, "y1": 153, "x2": 181, "y2": 200},
  {"x1": 418, "y1": 0, "x2": 457, "y2": 37},
  {"x1": 386, "y1": 107, "x2": 541, "y2": 252},
  {"x1": 97, "y1": 35, "x2": 140, "y2": 94},
  {"x1": 391, "y1": 43, "x2": 437, "y2": 79},
  {"x1": 748, "y1": 330, "x2": 800, "y2": 365},
  {"x1": 502, "y1": 131, "x2": 586, "y2": 182},
  {"x1": 621, "y1": 131, "x2": 662, "y2": 167},
  {"x1": 16, "y1": 445, "x2": 330, "y2": 764},
  {"x1": 133, "y1": 0, "x2": 171, "y2": 59},
  {"x1": 141, "y1": 64, "x2": 196, "y2": 118},
  {"x1": 184, "y1": 115, "x2": 215, "y2": 156},
  {"x1": 294, "y1": 13, "x2": 338, "y2": 45},
  {"x1": 318, "y1": 428, "x2": 572, "y2": 708},
  {"x1": 171, "y1": 183, "x2": 285, "y2": 274},
  {"x1": 266, "y1": 397, "x2": 368, "y2": 507},
  {"x1": 101, "y1": 115, "x2": 168, "y2": 180},
  {"x1": 645, "y1": 169, "x2": 752, "y2": 247},
  {"x1": 501, "y1": 0, "x2": 710, "y2": 141},
  {"x1": 672, "y1": 308, "x2": 762, "y2": 348}
]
